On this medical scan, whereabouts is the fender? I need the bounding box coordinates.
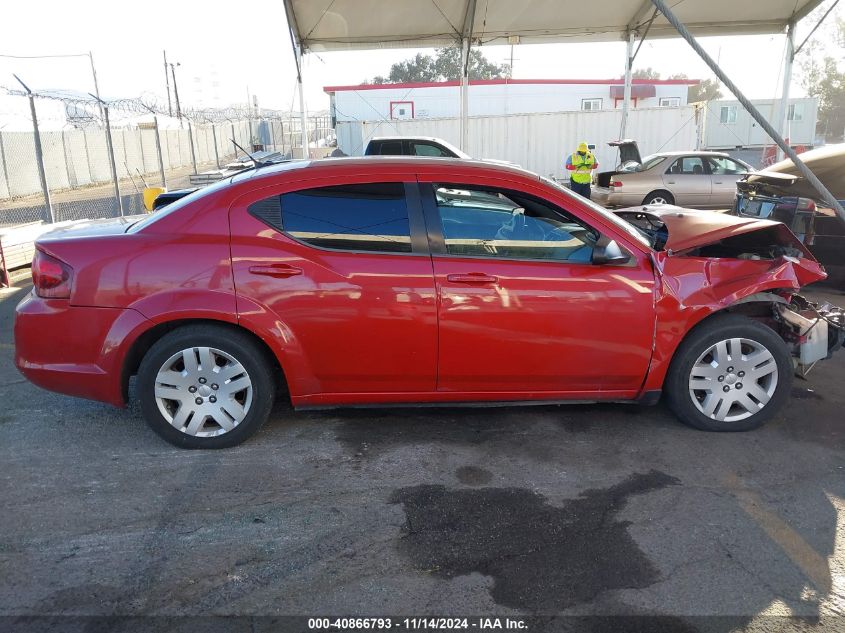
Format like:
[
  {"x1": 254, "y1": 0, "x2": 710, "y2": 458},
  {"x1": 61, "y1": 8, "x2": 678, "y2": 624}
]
[
  {"x1": 234, "y1": 294, "x2": 320, "y2": 397},
  {"x1": 641, "y1": 252, "x2": 824, "y2": 392},
  {"x1": 129, "y1": 289, "x2": 238, "y2": 325}
]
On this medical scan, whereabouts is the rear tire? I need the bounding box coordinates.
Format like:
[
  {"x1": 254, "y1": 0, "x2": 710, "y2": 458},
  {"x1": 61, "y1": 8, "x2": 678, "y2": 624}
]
[
  {"x1": 137, "y1": 324, "x2": 276, "y2": 448},
  {"x1": 643, "y1": 191, "x2": 675, "y2": 206},
  {"x1": 665, "y1": 314, "x2": 792, "y2": 432}
]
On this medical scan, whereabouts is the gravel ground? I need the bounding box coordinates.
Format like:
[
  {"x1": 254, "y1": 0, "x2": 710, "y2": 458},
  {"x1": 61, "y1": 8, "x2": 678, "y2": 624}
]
[{"x1": 1, "y1": 283, "x2": 844, "y2": 632}]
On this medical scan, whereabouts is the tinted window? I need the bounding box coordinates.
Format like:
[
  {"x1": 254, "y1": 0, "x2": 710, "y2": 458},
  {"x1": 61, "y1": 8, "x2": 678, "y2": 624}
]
[
  {"x1": 411, "y1": 142, "x2": 450, "y2": 157},
  {"x1": 433, "y1": 185, "x2": 598, "y2": 263},
  {"x1": 279, "y1": 183, "x2": 412, "y2": 253},
  {"x1": 667, "y1": 157, "x2": 707, "y2": 175},
  {"x1": 369, "y1": 140, "x2": 403, "y2": 155}
]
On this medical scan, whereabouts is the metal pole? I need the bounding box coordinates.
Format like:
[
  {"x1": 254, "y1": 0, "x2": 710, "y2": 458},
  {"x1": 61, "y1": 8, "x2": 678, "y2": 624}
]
[
  {"x1": 163, "y1": 50, "x2": 172, "y2": 117},
  {"x1": 775, "y1": 21, "x2": 796, "y2": 161},
  {"x1": 170, "y1": 63, "x2": 182, "y2": 122},
  {"x1": 298, "y1": 73, "x2": 308, "y2": 158},
  {"x1": 211, "y1": 123, "x2": 220, "y2": 169},
  {"x1": 187, "y1": 120, "x2": 198, "y2": 173},
  {"x1": 649, "y1": 0, "x2": 845, "y2": 223},
  {"x1": 89, "y1": 51, "x2": 104, "y2": 123},
  {"x1": 153, "y1": 115, "x2": 166, "y2": 187},
  {"x1": 13, "y1": 75, "x2": 55, "y2": 223},
  {"x1": 460, "y1": 39, "x2": 470, "y2": 152},
  {"x1": 620, "y1": 31, "x2": 635, "y2": 140},
  {"x1": 102, "y1": 105, "x2": 123, "y2": 216}
]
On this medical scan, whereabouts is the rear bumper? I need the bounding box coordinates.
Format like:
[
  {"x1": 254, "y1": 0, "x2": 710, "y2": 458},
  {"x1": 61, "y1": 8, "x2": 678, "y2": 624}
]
[
  {"x1": 14, "y1": 292, "x2": 152, "y2": 407},
  {"x1": 591, "y1": 187, "x2": 634, "y2": 208}
]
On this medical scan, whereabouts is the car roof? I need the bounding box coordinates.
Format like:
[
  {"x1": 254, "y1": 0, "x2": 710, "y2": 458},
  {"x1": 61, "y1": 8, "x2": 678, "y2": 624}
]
[
  {"x1": 241, "y1": 156, "x2": 538, "y2": 182},
  {"x1": 369, "y1": 136, "x2": 446, "y2": 142},
  {"x1": 653, "y1": 151, "x2": 734, "y2": 158}
]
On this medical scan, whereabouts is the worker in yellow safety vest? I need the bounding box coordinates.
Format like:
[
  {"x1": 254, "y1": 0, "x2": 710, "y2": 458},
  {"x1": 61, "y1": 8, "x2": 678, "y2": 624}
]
[{"x1": 565, "y1": 142, "x2": 599, "y2": 199}]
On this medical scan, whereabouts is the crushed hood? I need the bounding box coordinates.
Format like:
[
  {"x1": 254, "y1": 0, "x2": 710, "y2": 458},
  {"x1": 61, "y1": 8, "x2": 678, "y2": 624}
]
[
  {"x1": 742, "y1": 143, "x2": 845, "y2": 200},
  {"x1": 621, "y1": 206, "x2": 792, "y2": 253}
]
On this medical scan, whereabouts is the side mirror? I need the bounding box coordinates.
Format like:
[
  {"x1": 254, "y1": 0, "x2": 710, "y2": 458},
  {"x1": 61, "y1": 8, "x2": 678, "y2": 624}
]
[{"x1": 592, "y1": 237, "x2": 630, "y2": 265}]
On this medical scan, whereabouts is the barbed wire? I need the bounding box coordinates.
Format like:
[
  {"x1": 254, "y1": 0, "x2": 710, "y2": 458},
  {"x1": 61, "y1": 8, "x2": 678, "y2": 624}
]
[{"x1": 0, "y1": 85, "x2": 324, "y2": 124}]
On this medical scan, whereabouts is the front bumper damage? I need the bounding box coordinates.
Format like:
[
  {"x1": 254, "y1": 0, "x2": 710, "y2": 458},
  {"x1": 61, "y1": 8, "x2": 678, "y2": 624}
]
[{"x1": 776, "y1": 295, "x2": 845, "y2": 375}]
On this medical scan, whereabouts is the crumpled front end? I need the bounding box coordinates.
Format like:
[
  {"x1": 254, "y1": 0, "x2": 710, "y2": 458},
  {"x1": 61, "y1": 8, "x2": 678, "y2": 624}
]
[{"x1": 641, "y1": 214, "x2": 845, "y2": 391}]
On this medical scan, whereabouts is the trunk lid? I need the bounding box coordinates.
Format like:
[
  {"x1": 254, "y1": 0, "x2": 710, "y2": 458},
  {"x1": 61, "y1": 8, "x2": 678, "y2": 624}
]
[
  {"x1": 36, "y1": 215, "x2": 143, "y2": 243},
  {"x1": 608, "y1": 139, "x2": 642, "y2": 167}
]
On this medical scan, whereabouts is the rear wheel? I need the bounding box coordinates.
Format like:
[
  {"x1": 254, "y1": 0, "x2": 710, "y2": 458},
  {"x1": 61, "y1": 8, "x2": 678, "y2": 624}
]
[
  {"x1": 643, "y1": 191, "x2": 674, "y2": 206},
  {"x1": 137, "y1": 325, "x2": 276, "y2": 448},
  {"x1": 665, "y1": 315, "x2": 792, "y2": 431}
]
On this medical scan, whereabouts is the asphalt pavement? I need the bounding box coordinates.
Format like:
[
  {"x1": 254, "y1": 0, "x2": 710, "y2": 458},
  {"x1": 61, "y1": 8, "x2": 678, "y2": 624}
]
[{"x1": 1, "y1": 282, "x2": 844, "y2": 632}]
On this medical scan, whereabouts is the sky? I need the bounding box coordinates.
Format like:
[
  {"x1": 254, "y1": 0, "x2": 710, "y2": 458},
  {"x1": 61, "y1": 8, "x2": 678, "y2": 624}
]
[{"x1": 1, "y1": 0, "x2": 842, "y2": 122}]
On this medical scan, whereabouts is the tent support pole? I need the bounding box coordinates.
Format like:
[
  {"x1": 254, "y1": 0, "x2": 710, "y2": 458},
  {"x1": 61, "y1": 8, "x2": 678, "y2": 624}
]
[
  {"x1": 460, "y1": 39, "x2": 469, "y2": 151},
  {"x1": 284, "y1": 0, "x2": 309, "y2": 159},
  {"x1": 776, "y1": 20, "x2": 796, "y2": 161},
  {"x1": 650, "y1": 0, "x2": 845, "y2": 223},
  {"x1": 620, "y1": 30, "x2": 635, "y2": 141},
  {"x1": 459, "y1": 0, "x2": 478, "y2": 152},
  {"x1": 298, "y1": 69, "x2": 308, "y2": 159}
]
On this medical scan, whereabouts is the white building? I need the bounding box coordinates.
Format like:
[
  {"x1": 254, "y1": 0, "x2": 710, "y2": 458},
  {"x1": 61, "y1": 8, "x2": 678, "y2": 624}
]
[
  {"x1": 326, "y1": 78, "x2": 699, "y2": 123},
  {"x1": 703, "y1": 97, "x2": 818, "y2": 149}
]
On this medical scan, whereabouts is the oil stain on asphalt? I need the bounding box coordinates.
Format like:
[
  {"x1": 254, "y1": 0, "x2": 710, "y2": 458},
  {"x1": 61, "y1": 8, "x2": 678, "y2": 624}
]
[{"x1": 390, "y1": 470, "x2": 679, "y2": 612}]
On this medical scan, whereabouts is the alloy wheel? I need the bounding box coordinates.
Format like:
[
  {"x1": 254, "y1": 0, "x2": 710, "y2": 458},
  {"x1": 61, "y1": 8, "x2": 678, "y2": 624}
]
[{"x1": 688, "y1": 337, "x2": 778, "y2": 422}]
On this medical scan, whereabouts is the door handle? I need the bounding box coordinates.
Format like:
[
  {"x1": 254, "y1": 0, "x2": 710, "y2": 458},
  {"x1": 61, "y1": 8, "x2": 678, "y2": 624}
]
[
  {"x1": 667, "y1": 180, "x2": 676, "y2": 184},
  {"x1": 248, "y1": 264, "x2": 302, "y2": 278},
  {"x1": 714, "y1": 181, "x2": 724, "y2": 184},
  {"x1": 446, "y1": 273, "x2": 498, "y2": 284}
]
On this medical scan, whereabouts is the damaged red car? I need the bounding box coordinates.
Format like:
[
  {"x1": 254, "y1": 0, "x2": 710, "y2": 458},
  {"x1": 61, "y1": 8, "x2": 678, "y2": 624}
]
[{"x1": 14, "y1": 157, "x2": 845, "y2": 448}]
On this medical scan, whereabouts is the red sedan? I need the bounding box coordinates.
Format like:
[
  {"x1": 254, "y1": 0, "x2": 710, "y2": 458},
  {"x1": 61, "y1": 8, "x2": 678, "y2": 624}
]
[{"x1": 14, "y1": 157, "x2": 845, "y2": 448}]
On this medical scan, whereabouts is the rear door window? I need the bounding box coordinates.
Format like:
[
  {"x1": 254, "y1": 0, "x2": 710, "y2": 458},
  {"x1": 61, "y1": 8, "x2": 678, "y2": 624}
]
[
  {"x1": 251, "y1": 183, "x2": 413, "y2": 253},
  {"x1": 369, "y1": 141, "x2": 403, "y2": 155}
]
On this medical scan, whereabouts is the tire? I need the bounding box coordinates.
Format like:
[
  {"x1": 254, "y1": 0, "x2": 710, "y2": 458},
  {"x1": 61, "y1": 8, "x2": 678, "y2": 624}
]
[
  {"x1": 137, "y1": 324, "x2": 276, "y2": 448},
  {"x1": 643, "y1": 191, "x2": 675, "y2": 206},
  {"x1": 665, "y1": 314, "x2": 793, "y2": 432}
]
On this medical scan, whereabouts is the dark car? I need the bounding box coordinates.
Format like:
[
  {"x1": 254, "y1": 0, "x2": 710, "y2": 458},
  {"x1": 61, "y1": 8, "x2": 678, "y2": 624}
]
[
  {"x1": 364, "y1": 136, "x2": 469, "y2": 158},
  {"x1": 732, "y1": 144, "x2": 845, "y2": 286}
]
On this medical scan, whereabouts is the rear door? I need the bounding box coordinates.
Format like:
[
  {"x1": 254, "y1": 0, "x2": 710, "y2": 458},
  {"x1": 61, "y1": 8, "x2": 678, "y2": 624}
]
[
  {"x1": 419, "y1": 177, "x2": 656, "y2": 397},
  {"x1": 662, "y1": 156, "x2": 712, "y2": 207},
  {"x1": 229, "y1": 175, "x2": 437, "y2": 400},
  {"x1": 707, "y1": 156, "x2": 748, "y2": 208}
]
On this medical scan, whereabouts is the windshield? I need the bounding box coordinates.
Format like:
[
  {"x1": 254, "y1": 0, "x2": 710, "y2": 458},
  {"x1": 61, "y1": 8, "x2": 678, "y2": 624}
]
[
  {"x1": 621, "y1": 154, "x2": 666, "y2": 173},
  {"x1": 540, "y1": 176, "x2": 651, "y2": 248}
]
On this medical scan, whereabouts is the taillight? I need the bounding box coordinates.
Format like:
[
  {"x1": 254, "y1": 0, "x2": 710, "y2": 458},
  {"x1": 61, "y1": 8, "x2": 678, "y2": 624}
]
[
  {"x1": 32, "y1": 250, "x2": 72, "y2": 299},
  {"x1": 610, "y1": 180, "x2": 623, "y2": 187},
  {"x1": 797, "y1": 198, "x2": 816, "y2": 212}
]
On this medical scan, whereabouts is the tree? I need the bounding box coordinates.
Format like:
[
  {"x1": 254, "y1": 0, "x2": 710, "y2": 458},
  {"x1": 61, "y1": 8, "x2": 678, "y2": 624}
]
[
  {"x1": 669, "y1": 73, "x2": 723, "y2": 102},
  {"x1": 631, "y1": 67, "x2": 661, "y2": 80},
  {"x1": 799, "y1": 15, "x2": 845, "y2": 141},
  {"x1": 368, "y1": 48, "x2": 509, "y2": 84}
]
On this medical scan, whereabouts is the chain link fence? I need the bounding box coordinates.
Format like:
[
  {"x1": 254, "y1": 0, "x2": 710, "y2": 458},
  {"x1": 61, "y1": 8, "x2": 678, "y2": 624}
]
[{"x1": 0, "y1": 88, "x2": 334, "y2": 229}]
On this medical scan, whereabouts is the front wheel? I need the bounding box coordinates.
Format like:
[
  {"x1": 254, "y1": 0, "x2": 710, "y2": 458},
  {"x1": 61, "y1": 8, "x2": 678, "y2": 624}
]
[
  {"x1": 137, "y1": 325, "x2": 276, "y2": 448},
  {"x1": 665, "y1": 315, "x2": 793, "y2": 431}
]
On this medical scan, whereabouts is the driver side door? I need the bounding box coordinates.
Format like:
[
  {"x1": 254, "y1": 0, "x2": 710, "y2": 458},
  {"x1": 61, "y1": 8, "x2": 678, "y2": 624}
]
[{"x1": 419, "y1": 179, "x2": 656, "y2": 397}]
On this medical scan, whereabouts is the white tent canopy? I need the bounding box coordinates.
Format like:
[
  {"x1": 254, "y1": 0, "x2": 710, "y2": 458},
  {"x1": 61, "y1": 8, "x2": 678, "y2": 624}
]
[
  {"x1": 282, "y1": 0, "x2": 844, "y2": 220},
  {"x1": 285, "y1": 0, "x2": 824, "y2": 51}
]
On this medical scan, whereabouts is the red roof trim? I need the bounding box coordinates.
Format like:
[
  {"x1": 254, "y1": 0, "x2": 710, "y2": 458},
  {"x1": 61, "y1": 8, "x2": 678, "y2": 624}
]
[{"x1": 324, "y1": 78, "x2": 700, "y2": 93}]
